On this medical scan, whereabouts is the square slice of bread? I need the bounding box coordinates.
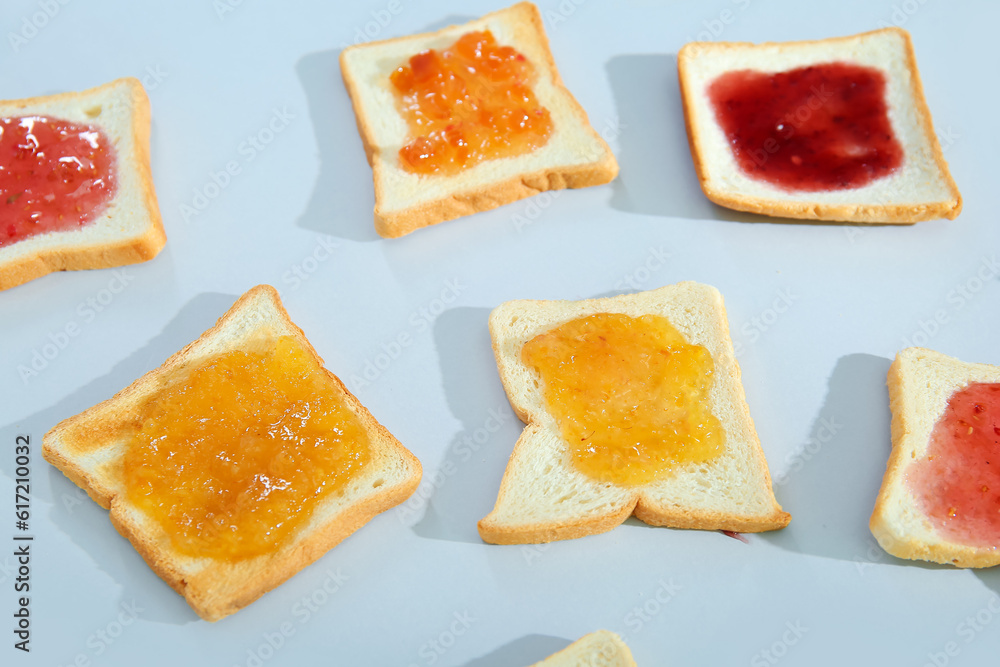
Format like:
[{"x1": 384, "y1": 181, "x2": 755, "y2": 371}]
[
  {"x1": 42, "y1": 285, "x2": 422, "y2": 620},
  {"x1": 871, "y1": 347, "x2": 1000, "y2": 568},
  {"x1": 340, "y1": 1, "x2": 618, "y2": 238},
  {"x1": 678, "y1": 28, "x2": 961, "y2": 223},
  {"x1": 0, "y1": 77, "x2": 166, "y2": 290},
  {"x1": 531, "y1": 630, "x2": 637, "y2": 667},
  {"x1": 478, "y1": 282, "x2": 790, "y2": 545}
]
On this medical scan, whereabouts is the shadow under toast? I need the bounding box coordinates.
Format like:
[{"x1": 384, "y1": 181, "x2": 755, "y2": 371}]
[
  {"x1": 27, "y1": 292, "x2": 237, "y2": 626},
  {"x1": 410, "y1": 306, "x2": 520, "y2": 545}
]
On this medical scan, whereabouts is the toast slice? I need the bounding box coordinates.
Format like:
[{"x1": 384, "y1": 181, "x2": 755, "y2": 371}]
[
  {"x1": 531, "y1": 630, "x2": 637, "y2": 666},
  {"x1": 0, "y1": 77, "x2": 165, "y2": 290},
  {"x1": 478, "y1": 282, "x2": 789, "y2": 545},
  {"x1": 340, "y1": 1, "x2": 618, "y2": 238},
  {"x1": 871, "y1": 347, "x2": 1000, "y2": 568},
  {"x1": 42, "y1": 285, "x2": 421, "y2": 620},
  {"x1": 677, "y1": 28, "x2": 961, "y2": 223}
]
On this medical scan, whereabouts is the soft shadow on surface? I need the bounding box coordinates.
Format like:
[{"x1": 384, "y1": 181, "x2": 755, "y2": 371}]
[
  {"x1": 762, "y1": 352, "x2": 968, "y2": 573},
  {"x1": 605, "y1": 54, "x2": 910, "y2": 228},
  {"x1": 36, "y1": 292, "x2": 236, "y2": 625},
  {"x1": 976, "y1": 568, "x2": 1000, "y2": 598},
  {"x1": 606, "y1": 53, "x2": 716, "y2": 221},
  {"x1": 760, "y1": 353, "x2": 910, "y2": 566},
  {"x1": 295, "y1": 48, "x2": 381, "y2": 242},
  {"x1": 462, "y1": 634, "x2": 571, "y2": 667},
  {"x1": 622, "y1": 516, "x2": 655, "y2": 530},
  {"x1": 294, "y1": 15, "x2": 476, "y2": 242},
  {"x1": 411, "y1": 307, "x2": 522, "y2": 544}
]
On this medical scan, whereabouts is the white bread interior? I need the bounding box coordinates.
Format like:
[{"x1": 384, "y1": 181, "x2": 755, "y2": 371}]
[
  {"x1": 0, "y1": 77, "x2": 165, "y2": 290},
  {"x1": 340, "y1": 2, "x2": 618, "y2": 237},
  {"x1": 678, "y1": 28, "x2": 961, "y2": 223},
  {"x1": 871, "y1": 347, "x2": 1000, "y2": 568},
  {"x1": 531, "y1": 630, "x2": 638, "y2": 667},
  {"x1": 42, "y1": 285, "x2": 422, "y2": 620},
  {"x1": 479, "y1": 282, "x2": 790, "y2": 544}
]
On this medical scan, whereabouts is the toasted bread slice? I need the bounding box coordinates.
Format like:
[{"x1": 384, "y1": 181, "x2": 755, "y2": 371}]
[
  {"x1": 531, "y1": 630, "x2": 637, "y2": 666},
  {"x1": 0, "y1": 77, "x2": 165, "y2": 290},
  {"x1": 871, "y1": 347, "x2": 1000, "y2": 568},
  {"x1": 678, "y1": 28, "x2": 961, "y2": 223},
  {"x1": 478, "y1": 282, "x2": 789, "y2": 545},
  {"x1": 340, "y1": 1, "x2": 618, "y2": 238},
  {"x1": 42, "y1": 285, "x2": 421, "y2": 620}
]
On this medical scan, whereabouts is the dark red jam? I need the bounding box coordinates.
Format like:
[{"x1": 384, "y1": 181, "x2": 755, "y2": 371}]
[
  {"x1": 908, "y1": 383, "x2": 1000, "y2": 548},
  {"x1": 0, "y1": 116, "x2": 117, "y2": 247},
  {"x1": 707, "y1": 62, "x2": 903, "y2": 191}
]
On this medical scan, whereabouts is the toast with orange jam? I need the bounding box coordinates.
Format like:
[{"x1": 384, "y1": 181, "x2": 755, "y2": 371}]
[{"x1": 43, "y1": 285, "x2": 421, "y2": 620}]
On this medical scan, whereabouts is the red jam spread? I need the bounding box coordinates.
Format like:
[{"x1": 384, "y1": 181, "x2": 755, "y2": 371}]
[
  {"x1": 390, "y1": 30, "x2": 553, "y2": 175},
  {"x1": 0, "y1": 116, "x2": 117, "y2": 247},
  {"x1": 521, "y1": 313, "x2": 724, "y2": 486},
  {"x1": 707, "y1": 62, "x2": 903, "y2": 191},
  {"x1": 122, "y1": 335, "x2": 372, "y2": 561},
  {"x1": 907, "y1": 383, "x2": 1000, "y2": 548}
]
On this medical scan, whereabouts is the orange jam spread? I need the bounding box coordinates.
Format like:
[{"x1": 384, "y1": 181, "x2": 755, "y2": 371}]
[
  {"x1": 521, "y1": 313, "x2": 724, "y2": 486},
  {"x1": 122, "y1": 335, "x2": 371, "y2": 561},
  {"x1": 389, "y1": 30, "x2": 553, "y2": 175}
]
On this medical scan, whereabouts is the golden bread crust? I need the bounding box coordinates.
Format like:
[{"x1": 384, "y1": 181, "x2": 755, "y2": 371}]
[
  {"x1": 42, "y1": 285, "x2": 422, "y2": 620},
  {"x1": 479, "y1": 283, "x2": 790, "y2": 545},
  {"x1": 677, "y1": 28, "x2": 961, "y2": 223},
  {"x1": 0, "y1": 77, "x2": 166, "y2": 291},
  {"x1": 340, "y1": 2, "x2": 618, "y2": 238},
  {"x1": 870, "y1": 348, "x2": 1000, "y2": 568}
]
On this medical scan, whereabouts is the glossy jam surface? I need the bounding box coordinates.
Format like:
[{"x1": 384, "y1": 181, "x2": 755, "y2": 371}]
[
  {"x1": 123, "y1": 336, "x2": 371, "y2": 561},
  {"x1": 707, "y1": 62, "x2": 903, "y2": 191},
  {"x1": 908, "y1": 383, "x2": 1000, "y2": 548},
  {"x1": 522, "y1": 313, "x2": 724, "y2": 486},
  {"x1": 390, "y1": 30, "x2": 553, "y2": 175},
  {"x1": 0, "y1": 116, "x2": 117, "y2": 247}
]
